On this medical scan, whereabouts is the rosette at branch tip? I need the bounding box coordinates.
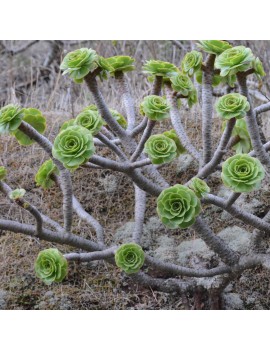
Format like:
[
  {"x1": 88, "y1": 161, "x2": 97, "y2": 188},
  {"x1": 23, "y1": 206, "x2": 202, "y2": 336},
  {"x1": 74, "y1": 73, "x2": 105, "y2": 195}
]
[
  {"x1": 197, "y1": 40, "x2": 232, "y2": 55},
  {"x1": 34, "y1": 248, "x2": 68, "y2": 285},
  {"x1": 9, "y1": 188, "x2": 26, "y2": 200},
  {"x1": 142, "y1": 60, "x2": 178, "y2": 80},
  {"x1": 144, "y1": 134, "x2": 177, "y2": 165},
  {"x1": 215, "y1": 93, "x2": 250, "y2": 120},
  {"x1": 181, "y1": 50, "x2": 202, "y2": 76},
  {"x1": 230, "y1": 119, "x2": 252, "y2": 154},
  {"x1": 12, "y1": 108, "x2": 46, "y2": 146},
  {"x1": 188, "y1": 178, "x2": 210, "y2": 199},
  {"x1": 170, "y1": 73, "x2": 198, "y2": 107},
  {"x1": 60, "y1": 48, "x2": 98, "y2": 83},
  {"x1": 104, "y1": 56, "x2": 135, "y2": 76},
  {"x1": 221, "y1": 154, "x2": 265, "y2": 193},
  {"x1": 52, "y1": 125, "x2": 95, "y2": 170},
  {"x1": 0, "y1": 104, "x2": 24, "y2": 134},
  {"x1": 140, "y1": 95, "x2": 170, "y2": 121},
  {"x1": 75, "y1": 110, "x2": 104, "y2": 135},
  {"x1": 163, "y1": 129, "x2": 186, "y2": 156},
  {"x1": 157, "y1": 185, "x2": 201, "y2": 229},
  {"x1": 115, "y1": 243, "x2": 145, "y2": 274},
  {"x1": 35, "y1": 159, "x2": 59, "y2": 189},
  {"x1": 215, "y1": 46, "x2": 255, "y2": 77}
]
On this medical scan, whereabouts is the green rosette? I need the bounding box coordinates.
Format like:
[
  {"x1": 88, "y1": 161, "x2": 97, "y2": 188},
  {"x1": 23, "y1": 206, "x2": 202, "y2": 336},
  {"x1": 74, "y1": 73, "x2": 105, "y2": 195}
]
[
  {"x1": 181, "y1": 50, "x2": 202, "y2": 76},
  {"x1": 110, "y1": 109, "x2": 127, "y2": 129},
  {"x1": 12, "y1": 108, "x2": 46, "y2": 146},
  {"x1": 0, "y1": 104, "x2": 24, "y2": 134},
  {"x1": 221, "y1": 154, "x2": 265, "y2": 193},
  {"x1": 105, "y1": 56, "x2": 135, "y2": 76},
  {"x1": 197, "y1": 40, "x2": 232, "y2": 55},
  {"x1": 52, "y1": 125, "x2": 95, "y2": 170},
  {"x1": 215, "y1": 46, "x2": 254, "y2": 77},
  {"x1": 253, "y1": 57, "x2": 266, "y2": 79},
  {"x1": 144, "y1": 134, "x2": 177, "y2": 165},
  {"x1": 157, "y1": 184, "x2": 201, "y2": 229},
  {"x1": 231, "y1": 119, "x2": 252, "y2": 154},
  {"x1": 35, "y1": 159, "x2": 59, "y2": 189},
  {"x1": 188, "y1": 178, "x2": 210, "y2": 199},
  {"x1": 215, "y1": 93, "x2": 250, "y2": 120},
  {"x1": 60, "y1": 48, "x2": 98, "y2": 83},
  {"x1": 75, "y1": 110, "x2": 104, "y2": 135},
  {"x1": 170, "y1": 73, "x2": 198, "y2": 107},
  {"x1": 142, "y1": 60, "x2": 178, "y2": 81},
  {"x1": 140, "y1": 95, "x2": 170, "y2": 121},
  {"x1": 163, "y1": 129, "x2": 185, "y2": 156},
  {"x1": 34, "y1": 248, "x2": 68, "y2": 285},
  {"x1": 9, "y1": 188, "x2": 26, "y2": 200},
  {"x1": 115, "y1": 243, "x2": 145, "y2": 274}
]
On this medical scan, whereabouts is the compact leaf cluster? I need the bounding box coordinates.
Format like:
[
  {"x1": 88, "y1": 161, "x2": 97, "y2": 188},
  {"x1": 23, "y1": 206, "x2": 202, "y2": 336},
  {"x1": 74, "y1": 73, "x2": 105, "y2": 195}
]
[{"x1": 1, "y1": 40, "x2": 270, "y2": 306}]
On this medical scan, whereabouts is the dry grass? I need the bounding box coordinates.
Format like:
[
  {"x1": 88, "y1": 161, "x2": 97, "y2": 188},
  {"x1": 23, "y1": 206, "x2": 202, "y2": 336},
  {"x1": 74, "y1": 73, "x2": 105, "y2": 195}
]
[{"x1": 1, "y1": 40, "x2": 270, "y2": 309}]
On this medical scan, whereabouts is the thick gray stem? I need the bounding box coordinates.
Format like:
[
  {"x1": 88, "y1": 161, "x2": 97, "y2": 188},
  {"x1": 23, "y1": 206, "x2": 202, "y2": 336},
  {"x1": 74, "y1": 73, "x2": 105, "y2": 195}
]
[
  {"x1": 165, "y1": 84, "x2": 201, "y2": 161},
  {"x1": 201, "y1": 54, "x2": 215, "y2": 166},
  {"x1": 115, "y1": 71, "x2": 136, "y2": 132},
  {"x1": 193, "y1": 216, "x2": 239, "y2": 266},
  {"x1": 237, "y1": 73, "x2": 270, "y2": 173},
  {"x1": 132, "y1": 185, "x2": 146, "y2": 244},
  {"x1": 197, "y1": 118, "x2": 236, "y2": 179}
]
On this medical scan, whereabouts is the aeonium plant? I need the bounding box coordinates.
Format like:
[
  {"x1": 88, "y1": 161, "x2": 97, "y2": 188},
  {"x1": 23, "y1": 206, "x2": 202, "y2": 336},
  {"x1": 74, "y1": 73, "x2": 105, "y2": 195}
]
[{"x1": 2, "y1": 40, "x2": 270, "y2": 310}]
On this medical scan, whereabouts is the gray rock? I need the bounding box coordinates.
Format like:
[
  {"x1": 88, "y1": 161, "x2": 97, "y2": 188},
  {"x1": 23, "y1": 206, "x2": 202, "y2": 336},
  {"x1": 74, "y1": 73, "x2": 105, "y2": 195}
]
[
  {"x1": 217, "y1": 226, "x2": 251, "y2": 254},
  {"x1": 176, "y1": 226, "x2": 251, "y2": 268},
  {"x1": 114, "y1": 216, "x2": 165, "y2": 250},
  {"x1": 176, "y1": 154, "x2": 196, "y2": 175},
  {"x1": 177, "y1": 238, "x2": 215, "y2": 267},
  {"x1": 44, "y1": 291, "x2": 54, "y2": 298},
  {"x1": 0, "y1": 290, "x2": 8, "y2": 310},
  {"x1": 152, "y1": 235, "x2": 177, "y2": 262},
  {"x1": 223, "y1": 293, "x2": 244, "y2": 310}
]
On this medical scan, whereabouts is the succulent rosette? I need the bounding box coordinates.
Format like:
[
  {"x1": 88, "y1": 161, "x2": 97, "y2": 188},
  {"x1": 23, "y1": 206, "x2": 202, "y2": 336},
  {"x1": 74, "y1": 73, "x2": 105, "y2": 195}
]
[
  {"x1": 60, "y1": 48, "x2": 98, "y2": 83},
  {"x1": 105, "y1": 56, "x2": 135, "y2": 76},
  {"x1": 52, "y1": 125, "x2": 95, "y2": 170},
  {"x1": 142, "y1": 60, "x2": 178, "y2": 80},
  {"x1": 35, "y1": 159, "x2": 59, "y2": 189},
  {"x1": 157, "y1": 185, "x2": 201, "y2": 229},
  {"x1": 115, "y1": 243, "x2": 145, "y2": 274},
  {"x1": 0, "y1": 104, "x2": 24, "y2": 134},
  {"x1": 215, "y1": 46, "x2": 254, "y2": 77},
  {"x1": 110, "y1": 109, "x2": 127, "y2": 129},
  {"x1": 163, "y1": 129, "x2": 185, "y2": 155},
  {"x1": 170, "y1": 73, "x2": 198, "y2": 107},
  {"x1": 12, "y1": 108, "x2": 46, "y2": 146},
  {"x1": 140, "y1": 95, "x2": 170, "y2": 121},
  {"x1": 34, "y1": 248, "x2": 68, "y2": 285},
  {"x1": 253, "y1": 57, "x2": 266, "y2": 79},
  {"x1": 0, "y1": 166, "x2": 7, "y2": 181},
  {"x1": 197, "y1": 40, "x2": 232, "y2": 55},
  {"x1": 9, "y1": 188, "x2": 26, "y2": 200},
  {"x1": 231, "y1": 119, "x2": 252, "y2": 154},
  {"x1": 215, "y1": 93, "x2": 250, "y2": 120},
  {"x1": 83, "y1": 104, "x2": 98, "y2": 112},
  {"x1": 181, "y1": 50, "x2": 202, "y2": 76},
  {"x1": 188, "y1": 178, "x2": 210, "y2": 199},
  {"x1": 221, "y1": 154, "x2": 265, "y2": 193},
  {"x1": 144, "y1": 134, "x2": 177, "y2": 165},
  {"x1": 75, "y1": 110, "x2": 104, "y2": 135}
]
